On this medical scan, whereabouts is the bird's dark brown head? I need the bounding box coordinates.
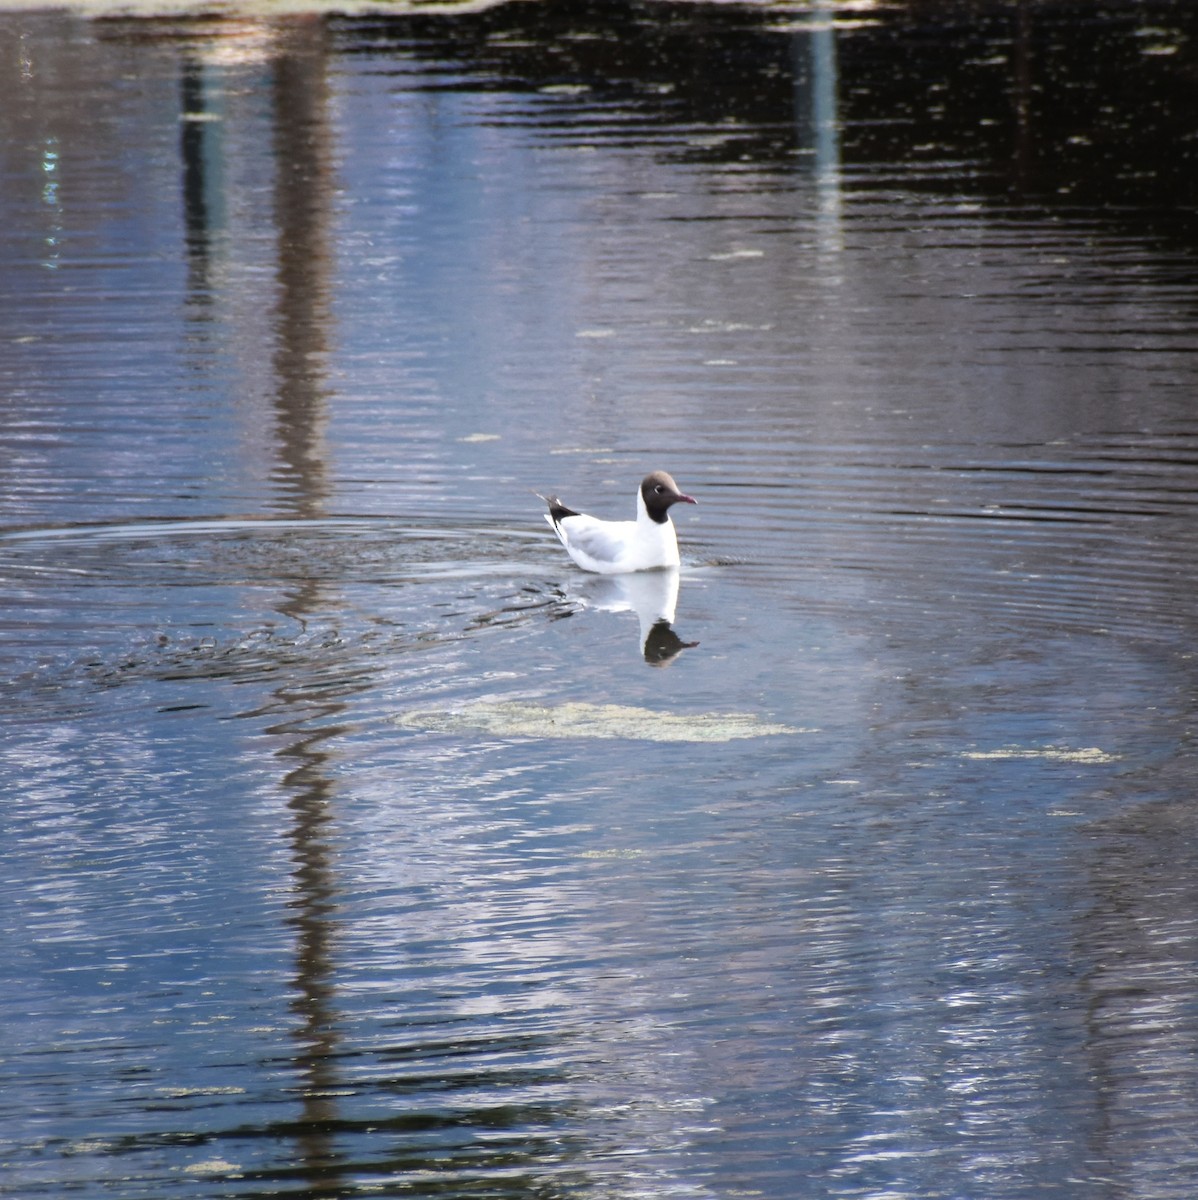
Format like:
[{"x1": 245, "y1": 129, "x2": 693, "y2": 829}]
[{"x1": 641, "y1": 471, "x2": 697, "y2": 524}]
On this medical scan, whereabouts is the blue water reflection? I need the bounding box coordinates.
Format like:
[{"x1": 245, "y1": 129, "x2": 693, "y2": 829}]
[{"x1": 2, "y1": 3, "x2": 1198, "y2": 1199}]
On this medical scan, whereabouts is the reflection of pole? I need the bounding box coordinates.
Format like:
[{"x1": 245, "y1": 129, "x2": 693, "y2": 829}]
[
  {"x1": 265, "y1": 22, "x2": 345, "y2": 1190},
  {"x1": 271, "y1": 30, "x2": 334, "y2": 519},
  {"x1": 174, "y1": 28, "x2": 348, "y2": 1186},
  {"x1": 274, "y1": 701, "x2": 347, "y2": 1189},
  {"x1": 1077, "y1": 805, "x2": 1198, "y2": 1190},
  {"x1": 179, "y1": 57, "x2": 224, "y2": 297},
  {"x1": 810, "y1": 12, "x2": 840, "y2": 187},
  {"x1": 801, "y1": 10, "x2": 842, "y2": 256},
  {"x1": 180, "y1": 60, "x2": 208, "y2": 252}
]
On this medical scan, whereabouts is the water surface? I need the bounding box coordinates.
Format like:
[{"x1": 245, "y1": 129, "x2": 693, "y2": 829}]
[{"x1": 2, "y1": 3, "x2": 1198, "y2": 1198}]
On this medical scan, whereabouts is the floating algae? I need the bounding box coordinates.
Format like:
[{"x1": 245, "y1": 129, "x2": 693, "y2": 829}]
[
  {"x1": 961, "y1": 746, "x2": 1120, "y2": 764},
  {"x1": 396, "y1": 699, "x2": 799, "y2": 743}
]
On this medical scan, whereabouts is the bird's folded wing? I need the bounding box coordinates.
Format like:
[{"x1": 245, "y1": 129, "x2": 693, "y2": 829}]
[{"x1": 560, "y1": 516, "x2": 633, "y2": 566}]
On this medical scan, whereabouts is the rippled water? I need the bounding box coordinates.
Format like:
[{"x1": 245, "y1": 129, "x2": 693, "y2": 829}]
[{"x1": 3, "y1": 3, "x2": 1198, "y2": 1198}]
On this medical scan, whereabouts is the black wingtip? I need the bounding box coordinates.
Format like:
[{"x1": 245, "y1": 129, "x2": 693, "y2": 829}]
[{"x1": 537, "y1": 492, "x2": 580, "y2": 524}]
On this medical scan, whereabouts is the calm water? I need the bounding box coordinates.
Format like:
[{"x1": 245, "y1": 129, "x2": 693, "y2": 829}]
[{"x1": 3, "y1": 2, "x2": 1198, "y2": 1197}]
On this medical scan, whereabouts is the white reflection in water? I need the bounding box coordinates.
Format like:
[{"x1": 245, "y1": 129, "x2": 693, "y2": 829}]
[{"x1": 573, "y1": 567, "x2": 699, "y2": 665}]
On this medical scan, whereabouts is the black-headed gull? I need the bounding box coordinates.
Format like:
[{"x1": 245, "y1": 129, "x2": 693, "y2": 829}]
[{"x1": 539, "y1": 470, "x2": 697, "y2": 574}]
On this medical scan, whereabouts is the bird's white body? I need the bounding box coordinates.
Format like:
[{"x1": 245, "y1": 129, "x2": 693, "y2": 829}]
[
  {"x1": 541, "y1": 472, "x2": 696, "y2": 575},
  {"x1": 546, "y1": 492, "x2": 679, "y2": 574}
]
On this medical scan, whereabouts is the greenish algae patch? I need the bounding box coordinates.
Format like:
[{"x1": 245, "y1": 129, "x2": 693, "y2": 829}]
[
  {"x1": 396, "y1": 700, "x2": 800, "y2": 743},
  {"x1": 961, "y1": 746, "x2": 1120, "y2": 764}
]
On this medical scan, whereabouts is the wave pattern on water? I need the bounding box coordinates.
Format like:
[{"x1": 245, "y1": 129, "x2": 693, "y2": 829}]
[
  {"x1": 3, "y1": 4, "x2": 1198, "y2": 1199},
  {"x1": 0, "y1": 519, "x2": 564, "y2": 725}
]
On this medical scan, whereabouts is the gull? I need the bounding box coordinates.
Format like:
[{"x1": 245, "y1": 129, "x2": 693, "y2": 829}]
[{"x1": 539, "y1": 470, "x2": 697, "y2": 574}]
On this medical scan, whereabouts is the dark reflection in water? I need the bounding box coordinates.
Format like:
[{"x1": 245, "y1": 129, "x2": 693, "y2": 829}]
[
  {"x1": 1079, "y1": 799, "x2": 1198, "y2": 1200},
  {"x1": 341, "y1": 0, "x2": 1197, "y2": 230},
  {"x1": 2, "y1": 3, "x2": 1198, "y2": 1199},
  {"x1": 268, "y1": 27, "x2": 335, "y2": 519},
  {"x1": 275, "y1": 690, "x2": 349, "y2": 1193},
  {"x1": 249, "y1": 27, "x2": 346, "y2": 1190}
]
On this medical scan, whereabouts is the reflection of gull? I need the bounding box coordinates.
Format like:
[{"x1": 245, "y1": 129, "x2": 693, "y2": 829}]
[{"x1": 579, "y1": 567, "x2": 699, "y2": 666}]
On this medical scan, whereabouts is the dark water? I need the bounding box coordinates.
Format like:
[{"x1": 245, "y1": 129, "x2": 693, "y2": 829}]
[{"x1": 3, "y1": 2, "x2": 1198, "y2": 1197}]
